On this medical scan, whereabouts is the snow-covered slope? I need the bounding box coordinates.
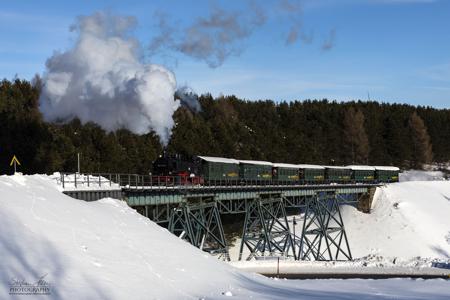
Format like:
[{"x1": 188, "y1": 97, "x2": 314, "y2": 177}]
[
  {"x1": 0, "y1": 174, "x2": 257, "y2": 299},
  {"x1": 230, "y1": 180, "x2": 450, "y2": 262},
  {"x1": 400, "y1": 170, "x2": 446, "y2": 182},
  {"x1": 1, "y1": 174, "x2": 449, "y2": 299},
  {"x1": 342, "y1": 181, "x2": 450, "y2": 259}
]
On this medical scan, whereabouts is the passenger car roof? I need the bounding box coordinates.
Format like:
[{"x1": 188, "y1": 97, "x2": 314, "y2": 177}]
[
  {"x1": 346, "y1": 165, "x2": 376, "y2": 171},
  {"x1": 297, "y1": 164, "x2": 325, "y2": 169},
  {"x1": 239, "y1": 160, "x2": 273, "y2": 166},
  {"x1": 374, "y1": 166, "x2": 400, "y2": 171},
  {"x1": 197, "y1": 156, "x2": 239, "y2": 164}
]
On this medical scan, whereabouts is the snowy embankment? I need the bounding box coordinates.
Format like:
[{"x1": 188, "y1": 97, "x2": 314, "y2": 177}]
[
  {"x1": 1, "y1": 175, "x2": 449, "y2": 299},
  {"x1": 342, "y1": 181, "x2": 450, "y2": 259},
  {"x1": 400, "y1": 170, "x2": 446, "y2": 182}
]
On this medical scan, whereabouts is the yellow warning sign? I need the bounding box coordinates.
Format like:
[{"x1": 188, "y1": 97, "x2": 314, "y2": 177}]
[{"x1": 10, "y1": 155, "x2": 21, "y2": 166}]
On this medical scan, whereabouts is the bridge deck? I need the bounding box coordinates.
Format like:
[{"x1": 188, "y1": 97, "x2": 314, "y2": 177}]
[
  {"x1": 124, "y1": 183, "x2": 381, "y2": 206},
  {"x1": 57, "y1": 172, "x2": 381, "y2": 207}
]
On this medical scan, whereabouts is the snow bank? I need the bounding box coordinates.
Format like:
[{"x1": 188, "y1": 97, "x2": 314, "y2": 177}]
[
  {"x1": 342, "y1": 181, "x2": 450, "y2": 259},
  {"x1": 1, "y1": 174, "x2": 449, "y2": 299},
  {"x1": 0, "y1": 174, "x2": 257, "y2": 299},
  {"x1": 400, "y1": 170, "x2": 446, "y2": 182}
]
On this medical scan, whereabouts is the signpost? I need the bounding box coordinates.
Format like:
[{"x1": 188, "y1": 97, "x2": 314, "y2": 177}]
[{"x1": 10, "y1": 155, "x2": 21, "y2": 173}]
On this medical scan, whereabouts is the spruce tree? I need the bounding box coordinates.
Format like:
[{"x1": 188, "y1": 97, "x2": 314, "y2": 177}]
[
  {"x1": 343, "y1": 107, "x2": 369, "y2": 164},
  {"x1": 408, "y1": 111, "x2": 433, "y2": 169}
]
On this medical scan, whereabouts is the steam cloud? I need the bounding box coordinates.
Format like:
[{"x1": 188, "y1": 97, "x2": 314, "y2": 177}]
[
  {"x1": 175, "y1": 87, "x2": 201, "y2": 113},
  {"x1": 322, "y1": 29, "x2": 336, "y2": 51},
  {"x1": 149, "y1": 2, "x2": 267, "y2": 68},
  {"x1": 40, "y1": 5, "x2": 336, "y2": 146},
  {"x1": 279, "y1": 0, "x2": 316, "y2": 46},
  {"x1": 39, "y1": 12, "x2": 180, "y2": 145},
  {"x1": 150, "y1": 0, "x2": 330, "y2": 67}
]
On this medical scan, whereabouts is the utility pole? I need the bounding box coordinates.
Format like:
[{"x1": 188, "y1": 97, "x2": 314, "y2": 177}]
[
  {"x1": 77, "y1": 153, "x2": 80, "y2": 174},
  {"x1": 293, "y1": 216, "x2": 296, "y2": 252}
]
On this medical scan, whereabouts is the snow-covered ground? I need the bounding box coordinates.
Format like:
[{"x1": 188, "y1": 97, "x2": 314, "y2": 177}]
[
  {"x1": 1, "y1": 174, "x2": 449, "y2": 299},
  {"x1": 231, "y1": 258, "x2": 450, "y2": 278},
  {"x1": 342, "y1": 181, "x2": 450, "y2": 259},
  {"x1": 400, "y1": 170, "x2": 447, "y2": 182}
]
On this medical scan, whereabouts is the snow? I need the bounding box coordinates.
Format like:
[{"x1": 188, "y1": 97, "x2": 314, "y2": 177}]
[
  {"x1": 341, "y1": 181, "x2": 450, "y2": 259},
  {"x1": 1, "y1": 174, "x2": 449, "y2": 299},
  {"x1": 323, "y1": 165, "x2": 351, "y2": 170},
  {"x1": 239, "y1": 159, "x2": 273, "y2": 166},
  {"x1": 400, "y1": 170, "x2": 446, "y2": 182},
  {"x1": 297, "y1": 164, "x2": 325, "y2": 169},
  {"x1": 374, "y1": 166, "x2": 401, "y2": 171},
  {"x1": 273, "y1": 163, "x2": 300, "y2": 169},
  {"x1": 231, "y1": 257, "x2": 450, "y2": 277},
  {"x1": 347, "y1": 165, "x2": 376, "y2": 171},
  {"x1": 197, "y1": 156, "x2": 239, "y2": 164}
]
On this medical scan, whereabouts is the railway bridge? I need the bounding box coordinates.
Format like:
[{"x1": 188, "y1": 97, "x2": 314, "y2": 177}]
[{"x1": 60, "y1": 173, "x2": 379, "y2": 262}]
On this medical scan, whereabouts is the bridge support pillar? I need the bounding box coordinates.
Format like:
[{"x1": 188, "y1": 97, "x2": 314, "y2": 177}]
[
  {"x1": 168, "y1": 198, "x2": 229, "y2": 261},
  {"x1": 357, "y1": 187, "x2": 377, "y2": 213},
  {"x1": 239, "y1": 196, "x2": 295, "y2": 261},
  {"x1": 298, "y1": 191, "x2": 352, "y2": 261}
]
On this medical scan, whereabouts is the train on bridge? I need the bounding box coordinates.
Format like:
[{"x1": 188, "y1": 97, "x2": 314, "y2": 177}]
[{"x1": 152, "y1": 155, "x2": 399, "y2": 186}]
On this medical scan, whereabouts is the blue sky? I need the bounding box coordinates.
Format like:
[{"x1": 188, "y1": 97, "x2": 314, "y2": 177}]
[{"x1": 1, "y1": 0, "x2": 449, "y2": 108}]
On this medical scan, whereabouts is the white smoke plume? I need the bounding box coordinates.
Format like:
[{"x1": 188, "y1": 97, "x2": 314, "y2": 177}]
[{"x1": 39, "y1": 12, "x2": 180, "y2": 145}]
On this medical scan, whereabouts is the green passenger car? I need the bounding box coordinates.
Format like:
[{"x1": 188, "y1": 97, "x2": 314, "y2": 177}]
[
  {"x1": 272, "y1": 163, "x2": 300, "y2": 181},
  {"x1": 375, "y1": 166, "x2": 400, "y2": 182},
  {"x1": 298, "y1": 165, "x2": 325, "y2": 183},
  {"x1": 197, "y1": 156, "x2": 239, "y2": 182},
  {"x1": 347, "y1": 166, "x2": 376, "y2": 182},
  {"x1": 325, "y1": 166, "x2": 352, "y2": 183},
  {"x1": 239, "y1": 160, "x2": 273, "y2": 181}
]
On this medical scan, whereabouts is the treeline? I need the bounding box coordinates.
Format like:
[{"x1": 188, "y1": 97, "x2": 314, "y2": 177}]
[{"x1": 0, "y1": 78, "x2": 447, "y2": 175}]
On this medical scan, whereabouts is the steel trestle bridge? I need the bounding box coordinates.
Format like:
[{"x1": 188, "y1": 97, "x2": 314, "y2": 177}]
[{"x1": 60, "y1": 173, "x2": 379, "y2": 262}]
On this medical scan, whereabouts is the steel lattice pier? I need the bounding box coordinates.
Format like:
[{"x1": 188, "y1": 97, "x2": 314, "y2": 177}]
[{"x1": 65, "y1": 181, "x2": 378, "y2": 261}]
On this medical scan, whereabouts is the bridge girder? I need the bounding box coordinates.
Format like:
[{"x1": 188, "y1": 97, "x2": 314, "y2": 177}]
[
  {"x1": 168, "y1": 199, "x2": 229, "y2": 261},
  {"x1": 239, "y1": 196, "x2": 296, "y2": 261},
  {"x1": 297, "y1": 192, "x2": 352, "y2": 261}
]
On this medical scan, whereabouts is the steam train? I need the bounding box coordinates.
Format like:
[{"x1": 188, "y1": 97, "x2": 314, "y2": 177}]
[{"x1": 151, "y1": 155, "x2": 400, "y2": 185}]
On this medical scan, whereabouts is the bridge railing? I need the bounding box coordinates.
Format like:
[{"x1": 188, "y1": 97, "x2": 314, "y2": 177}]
[
  {"x1": 59, "y1": 172, "x2": 371, "y2": 190},
  {"x1": 59, "y1": 173, "x2": 122, "y2": 189}
]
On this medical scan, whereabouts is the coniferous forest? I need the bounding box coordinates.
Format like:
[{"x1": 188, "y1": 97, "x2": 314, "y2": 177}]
[{"x1": 1, "y1": 78, "x2": 447, "y2": 175}]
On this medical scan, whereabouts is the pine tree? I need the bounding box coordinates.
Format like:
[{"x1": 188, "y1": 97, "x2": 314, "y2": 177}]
[
  {"x1": 343, "y1": 107, "x2": 369, "y2": 164},
  {"x1": 408, "y1": 111, "x2": 433, "y2": 168}
]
